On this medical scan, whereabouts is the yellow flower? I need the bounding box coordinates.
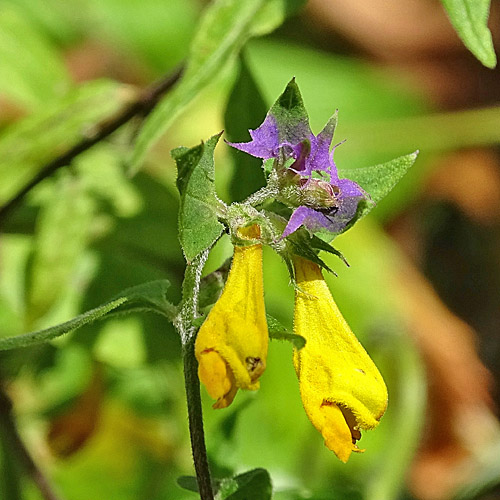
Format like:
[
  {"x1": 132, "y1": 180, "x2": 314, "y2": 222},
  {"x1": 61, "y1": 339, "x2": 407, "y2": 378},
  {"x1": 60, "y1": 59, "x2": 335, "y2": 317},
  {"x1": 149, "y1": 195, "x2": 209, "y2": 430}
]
[
  {"x1": 195, "y1": 225, "x2": 268, "y2": 409},
  {"x1": 293, "y1": 256, "x2": 388, "y2": 462}
]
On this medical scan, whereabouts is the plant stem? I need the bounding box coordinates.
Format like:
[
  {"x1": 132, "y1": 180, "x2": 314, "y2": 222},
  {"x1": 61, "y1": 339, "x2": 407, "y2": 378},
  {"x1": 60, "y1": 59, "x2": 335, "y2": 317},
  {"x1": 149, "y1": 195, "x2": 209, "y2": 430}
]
[
  {"x1": 0, "y1": 387, "x2": 65, "y2": 500},
  {"x1": 183, "y1": 339, "x2": 214, "y2": 500},
  {"x1": 242, "y1": 178, "x2": 279, "y2": 207},
  {"x1": 176, "y1": 250, "x2": 214, "y2": 500},
  {"x1": 177, "y1": 250, "x2": 209, "y2": 344}
]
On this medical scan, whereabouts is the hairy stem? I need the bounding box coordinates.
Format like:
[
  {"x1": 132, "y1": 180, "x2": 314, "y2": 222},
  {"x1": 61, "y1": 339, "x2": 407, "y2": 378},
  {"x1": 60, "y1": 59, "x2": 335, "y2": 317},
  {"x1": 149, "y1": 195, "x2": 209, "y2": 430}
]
[
  {"x1": 0, "y1": 65, "x2": 183, "y2": 223},
  {"x1": 176, "y1": 250, "x2": 214, "y2": 500},
  {"x1": 177, "y1": 250, "x2": 209, "y2": 344},
  {"x1": 0, "y1": 387, "x2": 65, "y2": 500},
  {"x1": 183, "y1": 340, "x2": 214, "y2": 500},
  {"x1": 243, "y1": 183, "x2": 279, "y2": 207}
]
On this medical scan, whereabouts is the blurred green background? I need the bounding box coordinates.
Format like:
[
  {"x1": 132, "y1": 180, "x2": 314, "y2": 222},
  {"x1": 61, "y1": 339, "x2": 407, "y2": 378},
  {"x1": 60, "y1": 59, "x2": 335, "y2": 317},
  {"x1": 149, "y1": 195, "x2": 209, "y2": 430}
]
[{"x1": 1, "y1": 0, "x2": 500, "y2": 499}]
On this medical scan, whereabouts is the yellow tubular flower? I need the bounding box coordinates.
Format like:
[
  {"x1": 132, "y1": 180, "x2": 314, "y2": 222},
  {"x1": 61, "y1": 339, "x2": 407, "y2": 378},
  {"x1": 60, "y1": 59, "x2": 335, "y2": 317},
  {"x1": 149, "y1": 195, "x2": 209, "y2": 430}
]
[
  {"x1": 195, "y1": 225, "x2": 268, "y2": 409},
  {"x1": 293, "y1": 256, "x2": 388, "y2": 462}
]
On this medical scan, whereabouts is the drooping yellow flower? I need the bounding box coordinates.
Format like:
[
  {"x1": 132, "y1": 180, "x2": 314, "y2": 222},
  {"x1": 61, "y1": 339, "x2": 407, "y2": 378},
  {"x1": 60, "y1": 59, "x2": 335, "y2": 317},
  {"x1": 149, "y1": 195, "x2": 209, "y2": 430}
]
[
  {"x1": 293, "y1": 256, "x2": 388, "y2": 462},
  {"x1": 195, "y1": 225, "x2": 268, "y2": 409}
]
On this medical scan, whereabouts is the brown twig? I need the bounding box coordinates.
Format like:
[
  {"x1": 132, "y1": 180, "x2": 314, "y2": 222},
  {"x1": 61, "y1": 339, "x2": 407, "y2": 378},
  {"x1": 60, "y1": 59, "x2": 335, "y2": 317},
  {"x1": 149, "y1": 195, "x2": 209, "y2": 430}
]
[
  {"x1": 0, "y1": 387, "x2": 65, "y2": 500},
  {"x1": 0, "y1": 65, "x2": 183, "y2": 224}
]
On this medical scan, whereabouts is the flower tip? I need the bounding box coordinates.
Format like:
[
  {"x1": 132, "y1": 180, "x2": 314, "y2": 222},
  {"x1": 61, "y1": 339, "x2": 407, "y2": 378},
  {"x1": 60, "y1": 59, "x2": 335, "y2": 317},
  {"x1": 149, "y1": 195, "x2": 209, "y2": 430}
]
[
  {"x1": 320, "y1": 402, "x2": 363, "y2": 463},
  {"x1": 212, "y1": 384, "x2": 238, "y2": 409},
  {"x1": 323, "y1": 432, "x2": 359, "y2": 463}
]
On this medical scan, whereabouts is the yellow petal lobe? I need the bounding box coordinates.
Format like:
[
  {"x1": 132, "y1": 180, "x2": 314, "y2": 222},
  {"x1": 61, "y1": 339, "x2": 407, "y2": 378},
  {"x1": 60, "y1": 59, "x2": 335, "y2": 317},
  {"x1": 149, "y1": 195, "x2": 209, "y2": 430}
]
[
  {"x1": 197, "y1": 349, "x2": 237, "y2": 408},
  {"x1": 320, "y1": 403, "x2": 358, "y2": 463},
  {"x1": 195, "y1": 225, "x2": 268, "y2": 408},
  {"x1": 292, "y1": 256, "x2": 388, "y2": 461}
]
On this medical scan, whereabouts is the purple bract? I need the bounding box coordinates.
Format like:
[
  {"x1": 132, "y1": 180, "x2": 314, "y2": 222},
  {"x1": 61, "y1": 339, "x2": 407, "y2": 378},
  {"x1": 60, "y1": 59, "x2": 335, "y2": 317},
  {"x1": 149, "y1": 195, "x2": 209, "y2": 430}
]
[{"x1": 228, "y1": 101, "x2": 367, "y2": 238}]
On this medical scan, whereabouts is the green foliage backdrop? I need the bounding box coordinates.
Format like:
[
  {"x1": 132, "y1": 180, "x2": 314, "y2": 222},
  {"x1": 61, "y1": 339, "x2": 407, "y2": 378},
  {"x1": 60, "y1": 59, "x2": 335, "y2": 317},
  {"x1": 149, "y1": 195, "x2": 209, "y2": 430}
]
[{"x1": 0, "y1": 0, "x2": 499, "y2": 499}]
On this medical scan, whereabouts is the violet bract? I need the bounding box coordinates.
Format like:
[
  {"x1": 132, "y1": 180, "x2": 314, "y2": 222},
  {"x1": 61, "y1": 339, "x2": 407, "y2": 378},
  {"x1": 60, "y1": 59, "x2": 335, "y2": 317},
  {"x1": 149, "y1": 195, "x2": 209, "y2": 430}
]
[{"x1": 228, "y1": 79, "x2": 368, "y2": 239}]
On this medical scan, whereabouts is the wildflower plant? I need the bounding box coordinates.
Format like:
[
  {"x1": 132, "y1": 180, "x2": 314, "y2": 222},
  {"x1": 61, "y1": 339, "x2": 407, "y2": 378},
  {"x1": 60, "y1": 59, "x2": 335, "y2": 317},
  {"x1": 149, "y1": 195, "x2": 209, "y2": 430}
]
[{"x1": 0, "y1": 80, "x2": 418, "y2": 499}]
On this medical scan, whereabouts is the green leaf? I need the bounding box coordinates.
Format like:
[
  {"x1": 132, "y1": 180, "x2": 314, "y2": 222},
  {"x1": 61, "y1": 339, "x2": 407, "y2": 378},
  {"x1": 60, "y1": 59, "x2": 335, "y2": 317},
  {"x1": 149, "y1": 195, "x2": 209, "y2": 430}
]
[
  {"x1": 267, "y1": 315, "x2": 305, "y2": 350},
  {"x1": 0, "y1": 80, "x2": 132, "y2": 205},
  {"x1": 0, "y1": 6, "x2": 70, "y2": 109},
  {"x1": 176, "y1": 475, "x2": 200, "y2": 493},
  {"x1": 337, "y1": 151, "x2": 419, "y2": 230},
  {"x1": 249, "y1": 0, "x2": 306, "y2": 37},
  {"x1": 178, "y1": 468, "x2": 273, "y2": 499},
  {"x1": 130, "y1": 0, "x2": 304, "y2": 170},
  {"x1": 172, "y1": 134, "x2": 225, "y2": 262},
  {"x1": 218, "y1": 468, "x2": 272, "y2": 500},
  {"x1": 285, "y1": 225, "x2": 350, "y2": 272},
  {"x1": 0, "y1": 298, "x2": 126, "y2": 351},
  {"x1": 0, "y1": 279, "x2": 172, "y2": 351},
  {"x1": 111, "y1": 280, "x2": 174, "y2": 316},
  {"x1": 81, "y1": 0, "x2": 198, "y2": 72},
  {"x1": 225, "y1": 55, "x2": 267, "y2": 201},
  {"x1": 264, "y1": 209, "x2": 343, "y2": 274},
  {"x1": 441, "y1": 0, "x2": 496, "y2": 68},
  {"x1": 176, "y1": 475, "x2": 225, "y2": 495},
  {"x1": 77, "y1": 174, "x2": 183, "y2": 362},
  {"x1": 0, "y1": 0, "x2": 82, "y2": 45}
]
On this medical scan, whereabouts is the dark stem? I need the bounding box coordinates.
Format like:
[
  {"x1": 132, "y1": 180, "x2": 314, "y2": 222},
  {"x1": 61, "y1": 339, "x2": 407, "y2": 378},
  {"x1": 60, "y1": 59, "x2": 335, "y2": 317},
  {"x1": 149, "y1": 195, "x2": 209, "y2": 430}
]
[
  {"x1": 183, "y1": 340, "x2": 214, "y2": 500},
  {"x1": 0, "y1": 65, "x2": 183, "y2": 224},
  {"x1": 0, "y1": 387, "x2": 65, "y2": 500},
  {"x1": 175, "y1": 250, "x2": 214, "y2": 499}
]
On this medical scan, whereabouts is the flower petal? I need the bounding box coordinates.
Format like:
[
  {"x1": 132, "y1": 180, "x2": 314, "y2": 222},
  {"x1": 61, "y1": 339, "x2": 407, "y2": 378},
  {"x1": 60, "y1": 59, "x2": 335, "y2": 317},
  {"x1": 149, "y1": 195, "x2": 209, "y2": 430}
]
[
  {"x1": 195, "y1": 225, "x2": 268, "y2": 408},
  {"x1": 320, "y1": 403, "x2": 360, "y2": 463},
  {"x1": 292, "y1": 257, "x2": 388, "y2": 461}
]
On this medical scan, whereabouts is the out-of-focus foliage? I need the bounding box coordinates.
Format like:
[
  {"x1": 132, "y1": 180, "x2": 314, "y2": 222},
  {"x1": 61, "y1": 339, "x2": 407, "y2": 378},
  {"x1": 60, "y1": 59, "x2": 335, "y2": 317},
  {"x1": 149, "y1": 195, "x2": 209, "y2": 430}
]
[
  {"x1": 441, "y1": 0, "x2": 497, "y2": 68},
  {"x1": 224, "y1": 56, "x2": 268, "y2": 202},
  {"x1": 130, "y1": 0, "x2": 307, "y2": 171},
  {"x1": 0, "y1": 80, "x2": 131, "y2": 204},
  {"x1": 1, "y1": 0, "x2": 499, "y2": 499},
  {"x1": 0, "y1": 7, "x2": 70, "y2": 108}
]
